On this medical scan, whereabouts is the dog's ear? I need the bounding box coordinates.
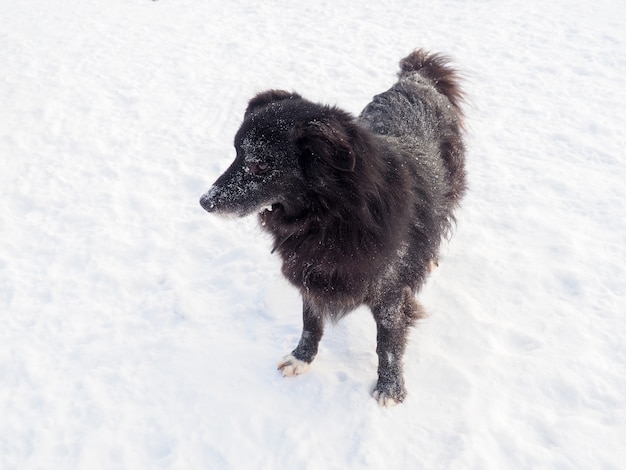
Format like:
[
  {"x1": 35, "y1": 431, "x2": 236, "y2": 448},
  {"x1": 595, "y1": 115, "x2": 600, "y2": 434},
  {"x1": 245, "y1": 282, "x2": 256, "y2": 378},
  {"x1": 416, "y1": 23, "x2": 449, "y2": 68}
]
[
  {"x1": 245, "y1": 90, "x2": 302, "y2": 118},
  {"x1": 294, "y1": 117, "x2": 356, "y2": 178}
]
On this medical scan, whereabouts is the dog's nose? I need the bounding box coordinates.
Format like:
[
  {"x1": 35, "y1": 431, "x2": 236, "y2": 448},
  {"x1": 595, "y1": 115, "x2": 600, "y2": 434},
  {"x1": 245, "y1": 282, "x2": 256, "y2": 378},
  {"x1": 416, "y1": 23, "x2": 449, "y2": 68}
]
[{"x1": 199, "y1": 191, "x2": 216, "y2": 212}]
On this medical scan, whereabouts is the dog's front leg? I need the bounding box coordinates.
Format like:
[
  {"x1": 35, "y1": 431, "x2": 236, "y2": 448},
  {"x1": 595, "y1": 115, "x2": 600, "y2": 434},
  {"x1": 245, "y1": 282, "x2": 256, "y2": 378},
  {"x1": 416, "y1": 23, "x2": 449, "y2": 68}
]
[
  {"x1": 371, "y1": 290, "x2": 422, "y2": 406},
  {"x1": 277, "y1": 299, "x2": 324, "y2": 377}
]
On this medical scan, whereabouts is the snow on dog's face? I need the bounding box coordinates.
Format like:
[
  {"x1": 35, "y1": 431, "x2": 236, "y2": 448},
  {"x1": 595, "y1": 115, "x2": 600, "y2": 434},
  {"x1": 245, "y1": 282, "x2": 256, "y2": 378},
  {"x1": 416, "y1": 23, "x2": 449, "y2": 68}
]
[
  {"x1": 200, "y1": 92, "x2": 307, "y2": 218},
  {"x1": 200, "y1": 89, "x2": 362, "y2": 221}
]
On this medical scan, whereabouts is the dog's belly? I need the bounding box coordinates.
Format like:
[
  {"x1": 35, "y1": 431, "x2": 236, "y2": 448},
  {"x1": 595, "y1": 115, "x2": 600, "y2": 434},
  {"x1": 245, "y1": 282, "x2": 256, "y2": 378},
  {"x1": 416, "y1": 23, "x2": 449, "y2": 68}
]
[{"x1": 282, "y1": 260, "x2": 369, "y2": 313}]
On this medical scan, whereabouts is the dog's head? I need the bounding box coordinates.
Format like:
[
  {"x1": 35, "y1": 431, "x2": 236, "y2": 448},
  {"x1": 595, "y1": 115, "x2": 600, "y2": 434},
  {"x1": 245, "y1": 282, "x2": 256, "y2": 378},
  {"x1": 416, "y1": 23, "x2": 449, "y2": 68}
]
[{"x1": 200, "y1": 90, "x2": 361, "y2": 219}]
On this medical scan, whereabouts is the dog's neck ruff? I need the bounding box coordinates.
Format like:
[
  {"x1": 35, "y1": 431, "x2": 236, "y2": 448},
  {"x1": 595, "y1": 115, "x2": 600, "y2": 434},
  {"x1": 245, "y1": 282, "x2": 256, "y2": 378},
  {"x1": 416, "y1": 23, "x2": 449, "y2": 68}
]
[{"x1": 271, "y1": 233, "x2": 294, "y2": 254}]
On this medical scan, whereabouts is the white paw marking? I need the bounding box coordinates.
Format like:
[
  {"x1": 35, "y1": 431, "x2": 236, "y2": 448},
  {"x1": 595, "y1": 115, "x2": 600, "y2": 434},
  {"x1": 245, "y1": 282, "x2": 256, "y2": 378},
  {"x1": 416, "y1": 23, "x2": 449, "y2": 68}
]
[
  {"x1": 372, "y1": 389, "x2": 400, "y2": 407},
  {"x1": 277, "y1": 354, "x2": 310, "y2": 377}
]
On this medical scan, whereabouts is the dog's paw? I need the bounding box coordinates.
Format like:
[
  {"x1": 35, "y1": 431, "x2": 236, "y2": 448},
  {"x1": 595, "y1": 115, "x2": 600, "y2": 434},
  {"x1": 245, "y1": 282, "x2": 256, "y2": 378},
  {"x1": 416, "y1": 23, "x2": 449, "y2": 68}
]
[
  {"x1": 372, "y1": 383, "x2": 406, "y2": 407},
  {"x1": 277, "y1": 354, "x2": 311, "y2": 377}
]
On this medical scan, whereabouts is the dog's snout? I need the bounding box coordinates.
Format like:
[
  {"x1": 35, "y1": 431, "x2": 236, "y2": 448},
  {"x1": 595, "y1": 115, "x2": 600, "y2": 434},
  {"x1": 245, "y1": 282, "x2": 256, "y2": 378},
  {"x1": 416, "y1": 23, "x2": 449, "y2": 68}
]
[{"x1": 199, "y1": 190, "x2": 217, "y2": 212}]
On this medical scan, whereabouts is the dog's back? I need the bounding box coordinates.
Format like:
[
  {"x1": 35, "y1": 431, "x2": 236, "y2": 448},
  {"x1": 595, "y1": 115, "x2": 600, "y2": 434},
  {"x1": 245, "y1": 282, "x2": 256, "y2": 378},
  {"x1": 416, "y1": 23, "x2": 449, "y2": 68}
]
[{"x1": 359, "y1": 49, "x2": 466, "y2": 204}]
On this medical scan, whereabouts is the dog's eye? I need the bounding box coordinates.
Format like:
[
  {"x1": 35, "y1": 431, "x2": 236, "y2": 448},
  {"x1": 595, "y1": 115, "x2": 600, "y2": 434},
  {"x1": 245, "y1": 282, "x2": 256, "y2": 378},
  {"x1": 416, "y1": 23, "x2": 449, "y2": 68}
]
[{"x1": 248, "y1": 161, "x2": 269, "y2": 176}]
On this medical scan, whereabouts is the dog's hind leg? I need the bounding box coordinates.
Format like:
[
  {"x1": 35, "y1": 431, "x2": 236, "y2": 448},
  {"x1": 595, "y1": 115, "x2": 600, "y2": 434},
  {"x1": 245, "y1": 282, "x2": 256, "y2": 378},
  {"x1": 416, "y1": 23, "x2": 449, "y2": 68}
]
[
  {"x1": 370, "y1": 288, "x2": 425, "y2": 406},
  {"x1": 429, "y1": 258, "x2": 439, "y2": 272},
  {"x1": 278, "y1": 299, "x2": 324, "y2": 377}
]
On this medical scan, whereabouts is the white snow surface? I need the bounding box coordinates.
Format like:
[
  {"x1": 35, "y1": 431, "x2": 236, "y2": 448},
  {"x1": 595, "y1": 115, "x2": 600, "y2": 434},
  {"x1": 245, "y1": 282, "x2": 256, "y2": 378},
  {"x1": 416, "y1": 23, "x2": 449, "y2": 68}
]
[{"x1": 2, "y1": 0, "x2": 625, "y2": 468}]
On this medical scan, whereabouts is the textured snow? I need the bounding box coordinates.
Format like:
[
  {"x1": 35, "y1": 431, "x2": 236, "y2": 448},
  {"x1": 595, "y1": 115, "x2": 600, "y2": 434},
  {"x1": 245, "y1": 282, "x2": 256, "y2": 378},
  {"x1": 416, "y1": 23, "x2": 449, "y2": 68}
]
[{"x1": 1, "y1": 0, "x2": 626, "y2": 469}]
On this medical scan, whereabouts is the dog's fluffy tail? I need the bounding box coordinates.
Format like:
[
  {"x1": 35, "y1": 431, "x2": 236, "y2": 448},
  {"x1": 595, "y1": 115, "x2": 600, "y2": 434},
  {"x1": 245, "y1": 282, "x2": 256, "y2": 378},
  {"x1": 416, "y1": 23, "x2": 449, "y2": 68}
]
[
  {"x1": 399, "y1": 49, "x2": 467, "y2": 207},
  {"x1": 398, "y1": 49, "x2": 465, "y2": 123}
]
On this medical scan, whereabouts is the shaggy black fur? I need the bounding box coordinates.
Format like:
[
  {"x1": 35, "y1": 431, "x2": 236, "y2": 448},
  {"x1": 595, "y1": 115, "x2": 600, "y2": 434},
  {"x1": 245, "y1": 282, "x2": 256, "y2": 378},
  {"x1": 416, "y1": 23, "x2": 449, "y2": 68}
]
[{"x1": 200, "y1": 49, "x2": 466, "y2": 406}]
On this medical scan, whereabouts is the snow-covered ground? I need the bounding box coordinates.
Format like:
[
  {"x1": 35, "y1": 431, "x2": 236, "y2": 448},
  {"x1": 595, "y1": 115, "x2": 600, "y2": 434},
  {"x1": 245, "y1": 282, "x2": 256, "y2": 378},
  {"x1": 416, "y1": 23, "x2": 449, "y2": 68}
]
[{"x1": 2, "y1": 0, "x2": 625, "y2": 468}]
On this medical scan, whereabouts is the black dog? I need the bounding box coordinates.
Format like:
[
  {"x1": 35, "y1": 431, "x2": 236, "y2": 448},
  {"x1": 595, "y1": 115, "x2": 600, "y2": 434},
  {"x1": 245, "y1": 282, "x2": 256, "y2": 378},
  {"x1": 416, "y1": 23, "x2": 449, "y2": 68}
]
[{"x1": 200, "y1": 49, "x2": 466, "y2": 406}]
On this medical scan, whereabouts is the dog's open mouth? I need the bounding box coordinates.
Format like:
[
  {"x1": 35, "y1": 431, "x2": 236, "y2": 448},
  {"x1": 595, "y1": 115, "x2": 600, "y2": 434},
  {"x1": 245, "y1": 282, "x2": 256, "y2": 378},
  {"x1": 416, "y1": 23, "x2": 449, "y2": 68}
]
[{"x1": 261, "y1": 203, "x2": 283, "y2": 214}]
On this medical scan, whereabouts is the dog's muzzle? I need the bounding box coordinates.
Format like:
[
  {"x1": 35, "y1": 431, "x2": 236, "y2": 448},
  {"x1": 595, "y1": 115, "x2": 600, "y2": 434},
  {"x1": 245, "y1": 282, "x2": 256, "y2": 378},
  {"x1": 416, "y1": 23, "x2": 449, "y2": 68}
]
[{"x1": 199, "y1": 187, "x2": 218, "y2": 212}]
